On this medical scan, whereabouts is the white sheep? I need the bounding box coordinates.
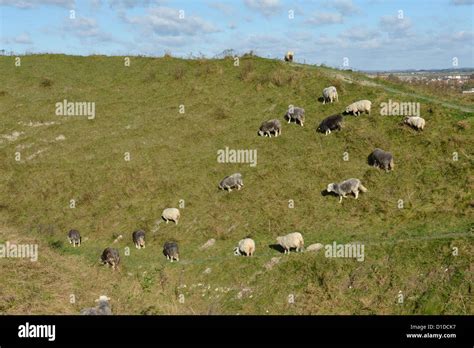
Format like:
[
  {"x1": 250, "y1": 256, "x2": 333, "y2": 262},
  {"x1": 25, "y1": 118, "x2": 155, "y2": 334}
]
[
  {"x1": 162, "y1": 208, "x2": 180, "y2": 224},
  {"x1": 233, "y1": 238, "x2": 255, "y2": 256},
  {"x1": 404, "y1": 116, "x2": 425, "y2": 131},
  {"x1": 345, "y1": 100, "x2": 371, "y2": 116},
  {"x1": 322, "y1": 86, "x2": 338, "y2": 104},
  {"x1": 276, "y1": 232, "x2": 304, "y2": 254}
]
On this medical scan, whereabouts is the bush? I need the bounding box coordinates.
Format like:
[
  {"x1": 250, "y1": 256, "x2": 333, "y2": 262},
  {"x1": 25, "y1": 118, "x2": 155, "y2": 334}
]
[{"x1": 40, "y1": 78, "x2": 53, "y2": 87}]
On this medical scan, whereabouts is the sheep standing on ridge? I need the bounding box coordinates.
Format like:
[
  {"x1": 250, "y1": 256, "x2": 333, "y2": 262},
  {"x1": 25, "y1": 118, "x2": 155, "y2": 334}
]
[
  {"x1": 67, "y1": 229, "x2": 81, "y2": 247},
  {"x1": 326, "y1": 178, "x2": 368, "y2": 203},
  {"x1": 132, "y1": 229, "x2": 146, "y2": 249},
  {"x1": 345, "y1": 100, "x2": 371, "y2": 116},
  {"x1": 162, "y1": 208, "x2": 180, "y2": 225},
  {"x1": 317, "y1": 114, "x2": 343, "y2": 135},
  {"x1": 368, "y1": 148, "x2": 394, "y2": 172},
  {"x1": 163, "y1": 241, "x2": 179, "y2": 262},
  {"x1": 80, "y1": 295, "x2": 112, "y2": 315},
  {"x1": 233, "y1": 238, "x2": 255, "y2": 256},
  {"x1": 284, "y1": 51, "x2": 294, "y2": 62},
  {"x1": 322, "y1": 86, "x2": 338, "y2": 104},
  {"x1": 218, "y1": 173, "x2": 243, "y2": 191},
  {"x1": 285, "y1": 106, "x2": 305, "y2": 126},
  {"x1": 404, "y1": 116, "x2": 425, "y2": 131},
  {"x1": 101, "y1": 247, "x2": 120, "y2": 270},
  {"x1": 258, "y1": 119, "x2": 282, "y2": 137},
  {"x1": 276, "y1": 232, "x2": 304, "y2": 254}
]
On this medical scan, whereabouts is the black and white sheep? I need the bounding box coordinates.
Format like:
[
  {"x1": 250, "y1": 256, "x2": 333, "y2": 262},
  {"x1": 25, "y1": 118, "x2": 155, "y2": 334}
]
[
  {"x1": 233, "y1": 238, "x2": 255, "y2": 256},
  {"x1": 80, "y1": 295, "x2": 112, "y2": 315},
  {"x1": 101, "y1": 247, "x2": 120, "y2": 270},
  {"x1": 345, "y1": 100, "x2": 371, "y2": 116},
  {"x1": 317, "y1": 114, "x2": 343, "y2": 135},
  {"x1": 132, "y1": 229, "x2": 146, "y2": 249},
  {"x1": 284, "y1": 51, "x2": 294, "y2": 62},
  {"x1": 326, "y1": 178, "x2": 368, "y2": 203},
  {"x1": 162, "y1": 208, "x2": 180, "y2": 224},
  {"x1": 163, "y1": 241, "x2": 179, "y2": 262},
  {"x1": 404, "y1": 116, "x2": 425, "y2": 131},
  {"x1": 276, "y1": 232, "x2": 304, "y2": 254},
  {"x1": 258, "y1": 119, "x2": 282, "y2": 137},
  {"x1": 218, "y1": 173, "x2": 243, "y2": 191},
  {"x1": 368, "y1": 148, "x2": 394, "y2": 172},
  {"x1": 67, "y1": 229, "x2": 81, "y2": 247},
  {"x1": 322, "y1": 86, "x2": 338, "y2": 104}
]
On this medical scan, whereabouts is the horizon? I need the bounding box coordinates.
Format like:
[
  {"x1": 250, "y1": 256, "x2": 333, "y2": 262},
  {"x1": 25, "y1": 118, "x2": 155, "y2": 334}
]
[{"x1": 1, "y1": 0, "x2": 473, "y2": 71}]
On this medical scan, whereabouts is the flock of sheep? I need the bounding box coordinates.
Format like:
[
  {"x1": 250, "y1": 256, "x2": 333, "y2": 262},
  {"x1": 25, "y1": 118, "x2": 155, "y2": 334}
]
[{"x1": 67, "y1": 55, "x2": 428, "y2": 313}]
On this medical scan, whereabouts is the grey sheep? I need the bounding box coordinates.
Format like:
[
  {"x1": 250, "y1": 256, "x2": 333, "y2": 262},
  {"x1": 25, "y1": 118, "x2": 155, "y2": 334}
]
[
  {"x1": 132, "y1": 229, "x2": 146, "y2": 249},
  {"x1": 317, "y1": 114, "x2": 343, "y2": 135},
  {"x1": 163, "y1": 241, "x2": 179, "y2": 262},
  {"x1": 67, "y1": 229, "x2": 81, "y2": 247},
  {"x1": 285, "y1": 106, "x2": 305, "y2": 126},
  {"x1": 80, "y1": 295, "x2": 112, "y2": 315},
  {"x1": 368, "y1": 148, "x2": 394, "y2": 172},
  {"x1": 327, "y1": 178, "x2": 368, "y2": 203},
  {"x1": 101, "y1": 247, "x2": 120, "y2": 270},
  {"x1": 218, "y1": 173, "x2": 243, "y2": 192},
  {"x1": 259, "y1": 119, "x2": 282, "y2": 137},
  {"x1": 322, "y1": 86, "x2": 338, "y2": 104}
]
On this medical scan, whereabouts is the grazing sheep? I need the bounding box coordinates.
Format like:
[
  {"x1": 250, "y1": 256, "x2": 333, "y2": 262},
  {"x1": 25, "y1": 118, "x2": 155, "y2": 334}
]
[
  {"x1": 218, "y1": 173, "x2": 243, "y2": 192},
  {"x1": 258, "y1": 119, "x2": 282, "y2": 137},
  {"x1": 132, "y1": 229, "x2": 145, "y2": 249},
  {"x1": 368, "y1": 148, "x2": 394, "y2": 172},
  {"x1": 163, "y1": 241, "x2": 179, "y2": 262},
  {"x1": 317, "y1": 114, "x2": 343, "y2": 135},
  {"x1": 285, "y1": 106, "x2": 305, "y2": 126},
  {"x1": 284, "y1": 51, "x2": 294, "y2": 62},
  {"x1": 345, "y1": 100, "x2": 371, "y2": 116},
  {"x1": 80, "y1": 295, "x2": 112, "y2": 315},
  {"x1": 326, "y1": 178, "x2": 368, "y2": 203},
  {"x1": 322, "y1": 86, "x2": 338, "y2": 104},
  {"x1": 67, "y1": 229, "x2": 81, "y2": 247},
  {"x1": 162, "y1": 208, "x2": 180, "y2": 225},
  {"x1": 101, "y1": 247, "x2": 120, "y2": 270},
  {"x1": 276, "y1": 232, "x2": 304, "y2": 254},
  {"x1": 233, "y1": 238, "x2": 255, "y2": 256},
  {"x1": 404, "y1": 116, "x2": 425, "y2": 131}
]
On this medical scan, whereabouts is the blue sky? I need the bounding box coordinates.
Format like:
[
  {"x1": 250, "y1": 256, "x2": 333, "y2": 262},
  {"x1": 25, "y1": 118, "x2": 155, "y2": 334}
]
[{"x1": 0, "y1": 0, "x2": 473, "y2": 70}]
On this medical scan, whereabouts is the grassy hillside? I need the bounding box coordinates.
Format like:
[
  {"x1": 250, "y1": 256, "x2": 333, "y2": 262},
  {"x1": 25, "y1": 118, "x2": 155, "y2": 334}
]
[{"x1": 0, "y1": 54, "x2": 472, "y2": 314}]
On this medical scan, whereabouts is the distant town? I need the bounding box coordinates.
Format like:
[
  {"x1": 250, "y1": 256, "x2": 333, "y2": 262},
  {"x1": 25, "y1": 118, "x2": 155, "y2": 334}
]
[{"x1": 364, "y1": 68, "x2": 474, "y2": 94}]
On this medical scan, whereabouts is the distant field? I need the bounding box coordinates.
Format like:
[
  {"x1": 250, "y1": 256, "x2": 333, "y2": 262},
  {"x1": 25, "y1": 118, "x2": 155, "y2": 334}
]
[{"x1": 0, "y1": 54, "x2": 472, "y2": 314}]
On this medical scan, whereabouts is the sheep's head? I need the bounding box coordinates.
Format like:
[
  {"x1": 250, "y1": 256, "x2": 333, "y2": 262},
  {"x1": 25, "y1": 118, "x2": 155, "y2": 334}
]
[
  {"x1": 258, "y1": 130, "x2": 264, "y2": 136},
  {"x1": 327, "y1": 183, "x2": 335, "y2": 193},
  {"x1": 233, "y1": 247, "x2": 241, "y2": 256},
  {"x1": 276, "y1": 237, "x2": 283, "y2": 244}
]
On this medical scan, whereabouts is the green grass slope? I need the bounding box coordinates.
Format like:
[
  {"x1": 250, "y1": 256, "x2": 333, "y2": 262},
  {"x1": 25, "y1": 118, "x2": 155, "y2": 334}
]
[{"x1": 0, "y1": 54, "x2": 472, "y2": 314}]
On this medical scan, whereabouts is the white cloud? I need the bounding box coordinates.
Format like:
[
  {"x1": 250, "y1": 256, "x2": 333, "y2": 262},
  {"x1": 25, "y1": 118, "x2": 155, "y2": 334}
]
[
  {"x1": 122, "y1": 7, "x2": 218, "y2": 36},
  {"x1": 2, "y1": 32, "x2": 33, "y2": 44},
  {"x1": 244, "y1": 0, "x2": 281, "y2": 17},
  {"x1": 62, "y1": 17, "x2": 116, "y2": 43},
  {"x1": 0, "y1": 0, "x2": 74, "y2": 8},
  {"x1": 340, "y1": 26, "x2": 379, "y2": 41},
  {"x1": 327, "y1": 0, "x2": 359, "y2": 15},
  {"x1": 306, "y1": 12, "x2": 343, "y2": 25},
  {"x1": 379, "y1": 15, "x2": 412, "y2": 37}
]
